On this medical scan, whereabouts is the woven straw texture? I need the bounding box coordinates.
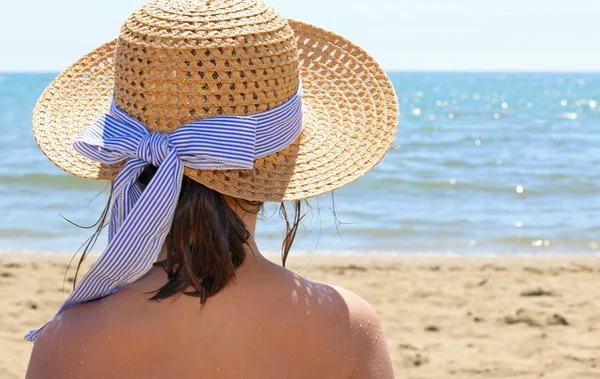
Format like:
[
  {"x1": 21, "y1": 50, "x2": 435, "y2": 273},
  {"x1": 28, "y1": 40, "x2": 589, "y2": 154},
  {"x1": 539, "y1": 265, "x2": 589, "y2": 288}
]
[{"x1": 32, "y1": 0, "x2": 399, "y2": 202}]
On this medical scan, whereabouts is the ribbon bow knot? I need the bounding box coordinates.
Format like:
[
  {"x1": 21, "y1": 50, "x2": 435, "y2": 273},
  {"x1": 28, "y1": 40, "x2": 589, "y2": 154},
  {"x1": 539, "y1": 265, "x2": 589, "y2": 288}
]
[
  {"x1": 136, "y1": 132, "x2": 173, "y2": 167},
  {"x1": 25, "y1": 86, "x2": 303, "y2": 342}
]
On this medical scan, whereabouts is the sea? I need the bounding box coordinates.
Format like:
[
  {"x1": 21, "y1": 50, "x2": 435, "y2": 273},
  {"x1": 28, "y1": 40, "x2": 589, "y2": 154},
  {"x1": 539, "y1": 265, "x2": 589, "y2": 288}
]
[{"x1": 1, "y1": 72, "x2": 599, "y2": 256}]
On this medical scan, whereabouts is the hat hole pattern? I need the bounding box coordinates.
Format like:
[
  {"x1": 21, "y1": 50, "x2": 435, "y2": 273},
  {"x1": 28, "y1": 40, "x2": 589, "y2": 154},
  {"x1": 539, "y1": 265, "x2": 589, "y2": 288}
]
[{"x1": 114, "y1": 4, "x2": 300, "y2": 132}]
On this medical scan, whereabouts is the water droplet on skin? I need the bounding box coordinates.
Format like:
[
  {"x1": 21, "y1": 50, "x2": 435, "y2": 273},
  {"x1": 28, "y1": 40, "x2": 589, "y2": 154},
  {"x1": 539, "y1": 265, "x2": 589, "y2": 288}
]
[
  {"x1": 80, "y1": 361, "x2": 84, "y2": 364},
  {"x1": 216, "y1": 368, "x2": 220, "y2": 372},
  {"x1": 108, "y1": 335, "x2": 111, "y2": 339}
]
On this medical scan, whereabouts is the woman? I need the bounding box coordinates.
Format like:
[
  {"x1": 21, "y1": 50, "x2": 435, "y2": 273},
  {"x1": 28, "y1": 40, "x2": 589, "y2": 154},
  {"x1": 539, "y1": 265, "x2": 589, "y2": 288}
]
[{"x1": 26, "y1": 0, "x2": 398, "y2": 377}]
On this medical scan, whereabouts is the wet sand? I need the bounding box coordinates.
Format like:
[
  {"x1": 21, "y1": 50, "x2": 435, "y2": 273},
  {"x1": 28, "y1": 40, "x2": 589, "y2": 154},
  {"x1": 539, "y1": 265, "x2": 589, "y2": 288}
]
[{"x1": 1, "y1": 253, "x2": 600, "y2": 378}]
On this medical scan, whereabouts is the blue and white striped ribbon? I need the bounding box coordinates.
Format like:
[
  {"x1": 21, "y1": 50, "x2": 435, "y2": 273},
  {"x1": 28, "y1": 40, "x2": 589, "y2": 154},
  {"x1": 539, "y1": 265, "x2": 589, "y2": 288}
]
[{"x1": 25, "y1": 86, "x2": 303, "y2": 341}]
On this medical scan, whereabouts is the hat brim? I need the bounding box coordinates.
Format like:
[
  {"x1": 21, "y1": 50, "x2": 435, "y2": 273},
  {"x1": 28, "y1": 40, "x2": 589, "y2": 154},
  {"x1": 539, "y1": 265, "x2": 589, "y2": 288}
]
[{"x1": 32, "y1": 19, "x2": 398, "y2": 202}]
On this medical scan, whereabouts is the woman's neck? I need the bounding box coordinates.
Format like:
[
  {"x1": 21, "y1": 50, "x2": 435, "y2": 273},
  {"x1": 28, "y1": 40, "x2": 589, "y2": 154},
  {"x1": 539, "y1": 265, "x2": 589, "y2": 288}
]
[{"x1": 155, "y1": 201, "x2": 267, "y2": 271}]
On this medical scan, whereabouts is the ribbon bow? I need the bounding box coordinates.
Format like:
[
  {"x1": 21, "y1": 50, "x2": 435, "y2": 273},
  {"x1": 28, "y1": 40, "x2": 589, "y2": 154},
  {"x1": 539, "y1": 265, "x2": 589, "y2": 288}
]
[{"x1": 25, "y1": 87, "x2": 303, "y2": 341}]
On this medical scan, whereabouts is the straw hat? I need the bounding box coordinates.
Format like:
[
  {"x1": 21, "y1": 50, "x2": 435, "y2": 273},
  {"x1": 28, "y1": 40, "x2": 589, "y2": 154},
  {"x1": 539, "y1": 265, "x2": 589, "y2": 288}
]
[{"x1": 32, "y1": 0, "x2": 398, "y2": 202}]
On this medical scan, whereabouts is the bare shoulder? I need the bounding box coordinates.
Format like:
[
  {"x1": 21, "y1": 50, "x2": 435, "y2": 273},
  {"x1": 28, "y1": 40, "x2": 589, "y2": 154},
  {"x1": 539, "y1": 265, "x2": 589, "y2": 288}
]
[
  {"x1": 324, "y1": 284, "x2": 383, "y2": 334},
  {"x1": 327, "y1": 284, "x2": 377, "y2": 314},
  {"x1": 275, "y1": 270, "x2": 394, "y2": 378},
  {"x1": 325, "y1": 284, "x2": 396, "y2": 379},
  {"x1": 26, "y1": 297, "x2": 138, "y2": 379}
]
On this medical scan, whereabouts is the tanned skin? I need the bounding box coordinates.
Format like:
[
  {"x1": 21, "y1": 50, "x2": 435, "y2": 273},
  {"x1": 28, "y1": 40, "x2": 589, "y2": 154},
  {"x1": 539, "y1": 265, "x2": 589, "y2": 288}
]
[{"x1": 26, "y1": 199, "x2": 394, "y2": 379}]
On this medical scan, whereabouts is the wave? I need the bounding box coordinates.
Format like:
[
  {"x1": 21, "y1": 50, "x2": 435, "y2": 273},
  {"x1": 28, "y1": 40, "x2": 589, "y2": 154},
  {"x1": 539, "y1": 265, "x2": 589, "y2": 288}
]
[
  {"x1": 0, "y1": 173, "x2": 108, "y2": 191},
  {"x1": 348, "y1": 173, "x2": 600, "y2": 196},
  {"x1": 348, "y1": 238, "x2": 600, "y2": 254},
  {"x1": 0, "y1": 228, "x2": 58, "y2": 239}
]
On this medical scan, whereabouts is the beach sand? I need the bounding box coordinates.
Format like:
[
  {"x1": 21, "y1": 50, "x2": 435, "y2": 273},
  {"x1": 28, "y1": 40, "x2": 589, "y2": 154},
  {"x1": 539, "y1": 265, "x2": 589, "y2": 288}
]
[{"x1": 1, "y1": 253, "x2": 599, "y2": 378}]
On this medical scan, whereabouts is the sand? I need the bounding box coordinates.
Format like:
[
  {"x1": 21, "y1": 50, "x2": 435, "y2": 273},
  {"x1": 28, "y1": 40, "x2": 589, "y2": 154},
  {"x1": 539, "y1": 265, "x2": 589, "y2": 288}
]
[{"x1": 1, "y1": 253, "x2": 600, "y2": 379}]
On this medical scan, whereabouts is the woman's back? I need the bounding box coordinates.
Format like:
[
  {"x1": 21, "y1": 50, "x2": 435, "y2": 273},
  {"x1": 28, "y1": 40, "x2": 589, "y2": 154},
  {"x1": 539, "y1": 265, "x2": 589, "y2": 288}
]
[{"x1": 28, "y1": 254, "x2": 393, "y2": 378}]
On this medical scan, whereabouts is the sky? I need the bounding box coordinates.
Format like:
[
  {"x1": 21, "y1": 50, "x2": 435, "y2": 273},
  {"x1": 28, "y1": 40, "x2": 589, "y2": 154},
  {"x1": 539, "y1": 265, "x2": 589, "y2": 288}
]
[{"x1": 1, "y1": 0, "x2": 599, "y2": 72}]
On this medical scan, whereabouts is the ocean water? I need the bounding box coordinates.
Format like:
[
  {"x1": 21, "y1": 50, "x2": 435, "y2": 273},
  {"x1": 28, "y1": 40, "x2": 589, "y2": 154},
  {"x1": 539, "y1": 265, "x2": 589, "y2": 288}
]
[{"x1": 1, "y1": 72, "x2": 599, "y2": 255}]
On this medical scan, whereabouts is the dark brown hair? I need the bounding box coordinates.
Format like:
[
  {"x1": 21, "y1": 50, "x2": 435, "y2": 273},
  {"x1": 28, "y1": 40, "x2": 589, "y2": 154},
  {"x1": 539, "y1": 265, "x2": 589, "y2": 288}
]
[{"x1": 71, "y1": 165, "x2": 307, "y2": 303}]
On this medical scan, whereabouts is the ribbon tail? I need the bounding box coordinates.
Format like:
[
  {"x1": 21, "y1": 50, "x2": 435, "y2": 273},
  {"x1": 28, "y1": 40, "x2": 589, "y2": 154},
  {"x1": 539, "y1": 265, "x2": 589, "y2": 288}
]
[
  {"x1": 109, "y1": 159, "x2": 146, "y2": 240},
  {"x1": 25, "y1": 151, "x2": 184, "y2": 342}
]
